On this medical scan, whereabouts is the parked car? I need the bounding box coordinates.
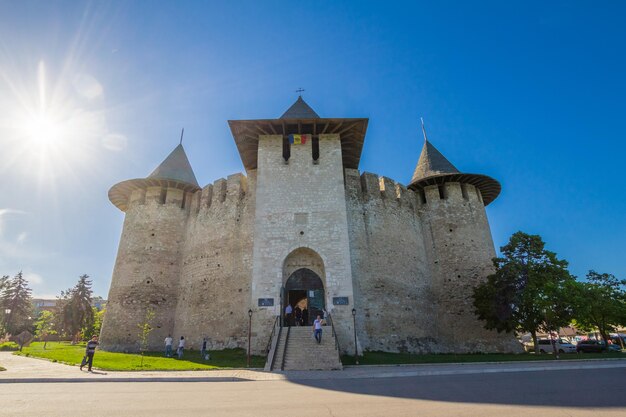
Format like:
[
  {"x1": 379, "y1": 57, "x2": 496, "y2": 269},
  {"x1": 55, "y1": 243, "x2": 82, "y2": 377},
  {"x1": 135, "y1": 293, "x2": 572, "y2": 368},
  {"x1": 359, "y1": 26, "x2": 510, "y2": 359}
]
[
  {"x1": 607, "y1": 343, "x2": 622, "y2": 353},
  {"x1": 537, "y1": 339, "x2": 577, "y2": 354},
  {"x1": 576, "y1": 340, "x2": 622, "y2": 353}
]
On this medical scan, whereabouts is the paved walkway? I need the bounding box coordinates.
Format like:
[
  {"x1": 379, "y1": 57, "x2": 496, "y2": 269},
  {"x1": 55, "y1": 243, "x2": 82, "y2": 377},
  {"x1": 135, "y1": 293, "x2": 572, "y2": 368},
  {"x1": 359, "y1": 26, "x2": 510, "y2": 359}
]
[{"x1": 2, "y1": 351, "x2": 626, "y2": 383}]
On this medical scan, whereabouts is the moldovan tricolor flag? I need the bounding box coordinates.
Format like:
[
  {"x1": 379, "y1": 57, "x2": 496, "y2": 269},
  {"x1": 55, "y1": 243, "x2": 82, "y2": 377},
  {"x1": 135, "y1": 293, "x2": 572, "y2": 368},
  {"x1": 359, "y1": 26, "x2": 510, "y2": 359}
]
[{"x1": 288, "y1": 134, "x2": 309, "y2": 144}]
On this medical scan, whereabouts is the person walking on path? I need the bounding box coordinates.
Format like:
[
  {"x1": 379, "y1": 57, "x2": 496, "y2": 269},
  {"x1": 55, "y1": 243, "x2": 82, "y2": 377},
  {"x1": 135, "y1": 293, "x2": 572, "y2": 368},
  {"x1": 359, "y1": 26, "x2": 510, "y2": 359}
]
[
  {"x1": 313, "y1": 315, "x2": 323, "y2": 344},
  {"x1": 177, "y1": 336, "x2": 185, "y2": 359},
  {"x1": 164, "y1": 334, "x2": 173, "y2": 357},
  {"x1": 201, "y1": 337, "x2": 208, "y2": 360},
  {"x1": 80, "y1": 335, "x2": 99, "y2": 372}
]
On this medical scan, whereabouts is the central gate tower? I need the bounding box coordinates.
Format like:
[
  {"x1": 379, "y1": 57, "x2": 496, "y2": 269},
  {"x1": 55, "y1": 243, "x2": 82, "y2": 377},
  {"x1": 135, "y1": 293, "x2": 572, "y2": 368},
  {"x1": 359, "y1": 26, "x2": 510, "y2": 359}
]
[{"x1": 229, "y1": 97, "x2": 368, "y2": 354}]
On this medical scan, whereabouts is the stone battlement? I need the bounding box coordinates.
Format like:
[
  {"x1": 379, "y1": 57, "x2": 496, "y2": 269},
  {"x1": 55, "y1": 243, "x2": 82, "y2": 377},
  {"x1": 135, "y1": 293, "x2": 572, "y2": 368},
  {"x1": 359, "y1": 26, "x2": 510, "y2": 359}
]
[
  {"x1": 189, "y1": 172, "x2": 251, "y2": 217},
  {"x1": 344, "y1": 169, "x2": 419, "y2": 208},
  {"x1": 344, "y1": 169, "x2": 484, "y2": 211}
]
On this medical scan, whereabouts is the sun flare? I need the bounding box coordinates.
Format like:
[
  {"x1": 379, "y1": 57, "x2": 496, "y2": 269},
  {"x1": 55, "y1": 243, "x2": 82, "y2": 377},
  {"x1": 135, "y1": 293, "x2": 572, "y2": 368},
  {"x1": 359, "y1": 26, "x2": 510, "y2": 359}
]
[
  {"x1": 1, "y1": 60, "x2": 108, "y2": 184},
  {"x1": 19, "y1": 111, "x2": 65, "y2": 148}
]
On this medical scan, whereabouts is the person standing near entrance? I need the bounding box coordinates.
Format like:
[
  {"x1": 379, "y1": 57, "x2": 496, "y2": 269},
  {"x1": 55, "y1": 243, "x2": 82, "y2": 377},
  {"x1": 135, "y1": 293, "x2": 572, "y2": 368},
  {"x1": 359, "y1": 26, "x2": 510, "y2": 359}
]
[
  {"x1": 302, "y1": 307, "x2": 308, "y2": 326},
  {"x1": 80, "y1": 335, "x2": 99, "y2": 371},
  {"x1": 313, "y1": 315, "x2": 323, "y2": 344},
  {"x1": 285, "y1": 304, "x2": 293, "y2": 326},
  {"x1": 294, "y1": 306, "x2": 302, "y2": 326},
  {"x1": 164, "y1": 334, "x2": 173, "y2": 357}
]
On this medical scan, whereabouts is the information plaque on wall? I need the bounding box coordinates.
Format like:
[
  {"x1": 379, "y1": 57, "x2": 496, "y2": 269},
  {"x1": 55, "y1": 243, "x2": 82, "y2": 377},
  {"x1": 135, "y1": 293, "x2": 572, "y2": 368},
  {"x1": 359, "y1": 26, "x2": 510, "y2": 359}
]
[
  {"x1": 332, "y1": 296, "x2": 349, "y2": 305},
  {"x1": 258, "y1": 298, "x2": 274, "y2": 307}
]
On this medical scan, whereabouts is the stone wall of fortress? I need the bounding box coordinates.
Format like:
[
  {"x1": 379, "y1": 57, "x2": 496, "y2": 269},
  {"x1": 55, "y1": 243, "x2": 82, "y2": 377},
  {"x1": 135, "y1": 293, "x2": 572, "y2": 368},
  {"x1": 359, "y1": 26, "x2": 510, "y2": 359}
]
[
  {"x1": 174, "y1": 172, "x2": 255, "y2": 351},
  {"x1": 101, "y1": 163, "x2": 520, "y2": 354},
  {"x1": 345, "y1": 171, "x2": 520, "y2": 353},
  {"x1": 99, "y1": 186, "x2": 190, "y2": 351}
]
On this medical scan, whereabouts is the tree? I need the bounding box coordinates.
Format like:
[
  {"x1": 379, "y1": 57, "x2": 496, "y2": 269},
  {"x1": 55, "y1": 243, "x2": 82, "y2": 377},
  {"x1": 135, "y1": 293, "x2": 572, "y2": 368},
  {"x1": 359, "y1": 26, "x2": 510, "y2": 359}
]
[
  {"x1": 569, "y1": 271, "x2": 626, "y2": 347},
  {"x1": 83, "y1": 307, "x2": 104, "y2": 339},
  {"x1": 137, "y1": 306, "x2": 155, "y2": 367},
  {"x1": 0, "y1": 275, "x2": 9, "y2": 333},
  {"x1": 473, "y1": 232, "x2": 575, "y2": 353},
  {"x1": 34, "y1": 310, "x2": 57, "y2": 349},
  {"x1": 59, "y1": 275, "x2": 94, "y2": 341},
  {"x1": 0, "y1": 272, "x2": 34, "y2": 335}
]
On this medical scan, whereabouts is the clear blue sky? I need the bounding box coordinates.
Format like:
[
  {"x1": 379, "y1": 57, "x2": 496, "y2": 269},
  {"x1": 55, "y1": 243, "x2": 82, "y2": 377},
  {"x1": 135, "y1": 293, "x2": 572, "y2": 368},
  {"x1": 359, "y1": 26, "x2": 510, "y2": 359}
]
[{"x1": 0, "y1": 1, "x2": 624, "y2": 298}]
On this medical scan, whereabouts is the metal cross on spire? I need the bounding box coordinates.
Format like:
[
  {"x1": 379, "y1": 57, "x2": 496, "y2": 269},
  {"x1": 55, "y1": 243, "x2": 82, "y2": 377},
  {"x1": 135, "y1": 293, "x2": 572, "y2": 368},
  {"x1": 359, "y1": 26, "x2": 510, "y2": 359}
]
[
  {"x1": 295, "y1": 87, "x2": 305, "y2": 96},
  {"x1": 179, "y1": 128, "x2": 185, "y2": 145},
  {"x1": 420, "y1": 117, "x2": 429, "y2": 142}
]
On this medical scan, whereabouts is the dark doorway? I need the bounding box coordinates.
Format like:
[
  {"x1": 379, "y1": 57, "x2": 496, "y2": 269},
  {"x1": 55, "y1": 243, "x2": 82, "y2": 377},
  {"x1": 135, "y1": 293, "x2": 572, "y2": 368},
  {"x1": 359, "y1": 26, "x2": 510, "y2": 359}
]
[{"x1": 285, "y1": 268, "x2": 325, "y2": 326}]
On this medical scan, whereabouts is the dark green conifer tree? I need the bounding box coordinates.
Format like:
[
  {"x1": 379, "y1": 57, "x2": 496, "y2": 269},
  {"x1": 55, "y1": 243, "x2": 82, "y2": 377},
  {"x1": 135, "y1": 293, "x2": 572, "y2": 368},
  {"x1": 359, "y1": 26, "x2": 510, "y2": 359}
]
[{"x1": 0, "y1": 271, "x2": 34, "y2": 335}]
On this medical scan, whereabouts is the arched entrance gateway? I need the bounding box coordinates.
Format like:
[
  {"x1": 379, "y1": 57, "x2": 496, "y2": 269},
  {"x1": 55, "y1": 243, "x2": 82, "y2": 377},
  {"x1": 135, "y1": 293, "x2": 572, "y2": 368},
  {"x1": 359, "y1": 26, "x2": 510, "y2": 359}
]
[
  {"x1": 282, "y1": 247, "x2": 326, "y2": 326},
  {"x1": 284, "y1": 268, "x2": 324, "y2": 326}
]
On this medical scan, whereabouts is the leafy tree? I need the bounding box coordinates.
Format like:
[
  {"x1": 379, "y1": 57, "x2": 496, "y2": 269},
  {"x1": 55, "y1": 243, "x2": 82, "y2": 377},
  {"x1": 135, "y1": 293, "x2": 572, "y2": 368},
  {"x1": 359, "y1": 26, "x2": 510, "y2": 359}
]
[
  {"x1": 0, "y1": 272, "x2": 34, "y2": 335},
  {"x1": 59, "y1": 275, "x2": 94, "y2": 341},
  {"x1": 473, "y1": 232, "x2": 575, "y2": 353},
  {"x1": 34, "y1": 310, "x2": 57, "y2": 349},
  {"x1": 569, "y1": 271, "x2": 626, "y2": 347},
  {"x1": 137, "y1": 306, "x2": 155, "y2": 367},
  {"x1": 83, "y1": 307, "x2": 105, "y2": 339}
]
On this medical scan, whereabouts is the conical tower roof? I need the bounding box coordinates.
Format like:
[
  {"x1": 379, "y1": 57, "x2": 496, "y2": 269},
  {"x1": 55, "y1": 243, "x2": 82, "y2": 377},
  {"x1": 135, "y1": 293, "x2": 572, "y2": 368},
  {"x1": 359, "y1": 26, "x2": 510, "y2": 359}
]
[
  {"x1": 410, "y1": 140, "x2": 460, "y2": 184},
  {"x1": 108, "y1": 143, "x2": 200, "y2": 212},
  {"x1": 280, "y1": 96, "x2": 320, "y2": 119},
  {"x1": 408, "y1": 139, "x2": 501, "y2": 206},
  {"x1": 148, "y1": 144, "x2": 199, "y2": 187}
]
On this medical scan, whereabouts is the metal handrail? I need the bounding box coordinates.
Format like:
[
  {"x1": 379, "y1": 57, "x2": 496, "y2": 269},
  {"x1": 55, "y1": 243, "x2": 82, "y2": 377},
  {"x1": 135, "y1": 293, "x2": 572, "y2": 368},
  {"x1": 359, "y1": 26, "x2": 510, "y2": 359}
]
[
  {"x1": 265, "y1": 316, "x2": 279, "y2": 356},
  {"x1": 280, "y1": 325, "x2": 291, "y2": 371},
  {"x1": 327, "y1": 312, "x2": 340, "y2": 353},
  {"x1": 267, "y1": 316, "x2": 281, "y2": 371}
]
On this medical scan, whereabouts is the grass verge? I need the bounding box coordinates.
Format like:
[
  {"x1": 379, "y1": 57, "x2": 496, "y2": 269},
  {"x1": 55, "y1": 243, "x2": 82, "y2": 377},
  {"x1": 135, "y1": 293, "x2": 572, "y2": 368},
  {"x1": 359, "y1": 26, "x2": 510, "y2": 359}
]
[
  {"x1": 341, "y1": 350, "x2": 626, "y2": 365},
  {"x1": 14, "y1": 342, "x2": 265, "y2": 371}
]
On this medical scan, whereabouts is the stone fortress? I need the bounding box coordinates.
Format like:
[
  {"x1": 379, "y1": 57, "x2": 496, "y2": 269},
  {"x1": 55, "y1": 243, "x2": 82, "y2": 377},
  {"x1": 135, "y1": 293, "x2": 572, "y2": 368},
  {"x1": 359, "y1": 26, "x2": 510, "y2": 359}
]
[{"x1": 100, "y1": 97, "x2": 520, "y2": 357}]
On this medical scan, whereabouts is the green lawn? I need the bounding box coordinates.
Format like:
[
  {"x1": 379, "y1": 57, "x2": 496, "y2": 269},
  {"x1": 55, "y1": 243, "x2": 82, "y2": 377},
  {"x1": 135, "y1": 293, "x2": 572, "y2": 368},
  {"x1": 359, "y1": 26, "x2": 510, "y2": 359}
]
[
  {"x1": 15, "y1": 342, "x2": 265, "y2": 371},
  {"x1": 341, "y1": 350, "x2": 626, "y2": 365}
]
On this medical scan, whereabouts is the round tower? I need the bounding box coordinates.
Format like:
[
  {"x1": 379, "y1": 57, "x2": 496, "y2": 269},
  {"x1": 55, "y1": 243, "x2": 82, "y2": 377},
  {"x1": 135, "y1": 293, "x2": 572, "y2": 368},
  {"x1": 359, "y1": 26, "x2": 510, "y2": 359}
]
[
  {"x1": 100, "y1": 144, "x2": 200, "y2": 352},
  {"x1": 409, "y1": 132, "x2": 520, "y2": 353}
]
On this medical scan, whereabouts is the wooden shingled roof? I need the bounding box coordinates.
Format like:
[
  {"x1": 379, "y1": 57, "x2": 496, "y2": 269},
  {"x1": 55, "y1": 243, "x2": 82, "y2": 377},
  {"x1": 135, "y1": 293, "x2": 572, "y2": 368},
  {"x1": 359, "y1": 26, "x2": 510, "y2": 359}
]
[{"x1": 228, "y1": 97, "x2": 368, "y2": 170}]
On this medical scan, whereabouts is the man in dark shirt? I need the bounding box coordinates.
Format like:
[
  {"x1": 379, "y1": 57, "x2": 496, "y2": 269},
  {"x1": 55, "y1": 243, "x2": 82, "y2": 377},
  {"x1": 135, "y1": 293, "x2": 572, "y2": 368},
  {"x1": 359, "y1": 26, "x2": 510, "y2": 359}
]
[{"x1": 80, "y1": 335, "x2": 99, "y2": 372}]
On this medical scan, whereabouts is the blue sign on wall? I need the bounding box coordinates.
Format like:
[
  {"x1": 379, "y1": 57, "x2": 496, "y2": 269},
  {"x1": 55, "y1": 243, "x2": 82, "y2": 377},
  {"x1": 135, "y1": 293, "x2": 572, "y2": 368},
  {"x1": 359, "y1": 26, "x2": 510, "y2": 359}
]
[
  {"x1": 332, "y1": 296, "x2": 349, "y2": 305},
  {"x1": 258, "y1": 298, "x2": 274, "y2": 307}
]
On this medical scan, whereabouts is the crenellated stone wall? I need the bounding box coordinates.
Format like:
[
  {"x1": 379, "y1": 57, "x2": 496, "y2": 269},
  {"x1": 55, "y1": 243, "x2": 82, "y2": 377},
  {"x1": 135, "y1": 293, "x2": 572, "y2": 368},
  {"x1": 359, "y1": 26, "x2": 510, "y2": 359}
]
[
  {"x1": 345, "y1": 169, "x2": 437, "y2": 353},
  {"x1": 346, "y1": 172, "x2": 521, "y2": 353},
  {"x1": 174, "y1": 173, "x2": 255, "y2": 351},
  {"x1": 102, "y1": 148, "x2": 520, "y2": 354}
]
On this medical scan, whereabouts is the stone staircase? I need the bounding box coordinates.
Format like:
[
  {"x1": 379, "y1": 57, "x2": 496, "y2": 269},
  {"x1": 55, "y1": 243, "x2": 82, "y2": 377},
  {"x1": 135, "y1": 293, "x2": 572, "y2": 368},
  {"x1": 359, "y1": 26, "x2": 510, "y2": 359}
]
[{"x1": 270, "y1": 326, "x2": 343, "y2": 371}]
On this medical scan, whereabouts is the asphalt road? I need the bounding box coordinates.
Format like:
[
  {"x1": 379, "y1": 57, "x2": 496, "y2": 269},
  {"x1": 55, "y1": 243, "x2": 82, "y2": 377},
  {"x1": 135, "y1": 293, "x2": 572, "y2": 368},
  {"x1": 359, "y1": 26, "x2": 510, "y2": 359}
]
[{"x1": 2, "y1": 368, "x2": 625, "y2": 417}]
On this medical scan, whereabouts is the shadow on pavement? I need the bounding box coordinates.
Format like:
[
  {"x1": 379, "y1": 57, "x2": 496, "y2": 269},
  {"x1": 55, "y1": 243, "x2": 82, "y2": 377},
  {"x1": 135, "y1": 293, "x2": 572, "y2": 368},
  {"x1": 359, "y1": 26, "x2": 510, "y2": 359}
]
[{"x1": 287, "y1": 368, "x2": 626, "y2": 408}]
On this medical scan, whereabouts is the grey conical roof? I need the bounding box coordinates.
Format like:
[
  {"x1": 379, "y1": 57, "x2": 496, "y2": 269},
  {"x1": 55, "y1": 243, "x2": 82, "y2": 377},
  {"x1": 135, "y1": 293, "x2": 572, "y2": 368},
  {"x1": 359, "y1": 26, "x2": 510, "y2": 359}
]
[
  {"x1": 280, "y1": 96, "x2": 320, "y2": 119},
  {"x1": 148, "y1": 144, "x2": 199, "y2": 187},
  {"x1": 410, "y1": 140, "x2": 460, "y2": 183},
  {"x1": 408, "y1": 139, "x2": 501, "y2": 206}
]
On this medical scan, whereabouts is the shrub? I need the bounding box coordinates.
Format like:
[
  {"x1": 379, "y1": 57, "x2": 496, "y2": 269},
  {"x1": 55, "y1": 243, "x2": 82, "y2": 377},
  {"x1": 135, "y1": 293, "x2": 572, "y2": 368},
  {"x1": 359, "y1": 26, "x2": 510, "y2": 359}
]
[{"x1": 0, "y1": 341, "x2": 19, "y2": 351}]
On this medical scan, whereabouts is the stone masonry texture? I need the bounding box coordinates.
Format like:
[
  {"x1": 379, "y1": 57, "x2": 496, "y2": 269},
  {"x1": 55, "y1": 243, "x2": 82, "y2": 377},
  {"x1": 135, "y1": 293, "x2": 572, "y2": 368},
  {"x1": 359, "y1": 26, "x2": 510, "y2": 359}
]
[{"x1": 101, "y1": 123, "x2": 521, "y2": 355}]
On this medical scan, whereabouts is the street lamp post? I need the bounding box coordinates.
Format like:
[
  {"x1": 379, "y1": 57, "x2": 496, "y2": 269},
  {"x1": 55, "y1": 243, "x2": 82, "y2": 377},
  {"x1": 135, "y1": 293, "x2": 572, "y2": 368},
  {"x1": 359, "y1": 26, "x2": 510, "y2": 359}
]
[
  {"x1": 247, "y1": 309, "x2": 253, "y2": 368},
  {"x1": 352, "y1": 308, "x2": 358, "y2": 365}
]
